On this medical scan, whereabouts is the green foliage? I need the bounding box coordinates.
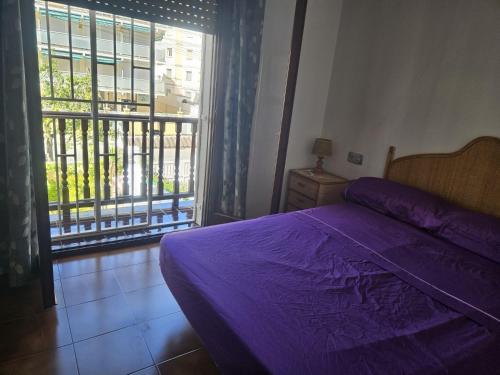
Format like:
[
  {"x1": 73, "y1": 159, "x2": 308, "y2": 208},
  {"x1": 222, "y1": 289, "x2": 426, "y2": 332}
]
[
  {"x1": 46, "y1": 161, "x2": 99, "y2": 203},
  {"x1": 41, "y1": 60, "x2": 92, "y2": 203},
  {"x1": 46, "y1": 159, "x2": 188, "y2": 206},
  {"x1": 39, "y1": 60, "x2": 92, "y2": 112},
  {"x1": 152, "y1": 176, "x2": 189, "y2": 194},
  {"x1": 41, "y1": 61, "x2": 190, "y2": 207}
]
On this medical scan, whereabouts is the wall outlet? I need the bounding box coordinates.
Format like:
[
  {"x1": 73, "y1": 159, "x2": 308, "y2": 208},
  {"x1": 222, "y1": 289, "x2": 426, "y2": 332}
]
[{"x1": 347, "y1": 152, "x2": 363, "y2": 165}]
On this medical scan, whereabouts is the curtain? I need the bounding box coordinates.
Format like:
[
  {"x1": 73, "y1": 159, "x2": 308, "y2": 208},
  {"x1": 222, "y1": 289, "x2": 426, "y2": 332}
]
[
  {"x1": 0, "y1": 0, "x2": 44, "y2": 287},
  {"x1": 214, "y1": 0, "x2": 266, "y2": 219}
]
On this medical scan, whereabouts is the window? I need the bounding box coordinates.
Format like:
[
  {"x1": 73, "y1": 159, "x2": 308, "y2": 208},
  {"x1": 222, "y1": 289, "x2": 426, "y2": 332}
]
[
  {"x1": 185, "y1": 90, "x2": 192, "y2": 99},
  {"x1": 35, "y1": 0, "x2": 205, "y2": 249},
  {"x1": 187, "y1": 49, "x2": 193, "y2": 60}
]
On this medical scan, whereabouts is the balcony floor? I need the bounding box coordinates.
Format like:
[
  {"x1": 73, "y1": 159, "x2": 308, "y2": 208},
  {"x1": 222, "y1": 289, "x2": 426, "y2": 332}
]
[{"x1": 50, "y1": 200, "x2": 195, "y2": 252}]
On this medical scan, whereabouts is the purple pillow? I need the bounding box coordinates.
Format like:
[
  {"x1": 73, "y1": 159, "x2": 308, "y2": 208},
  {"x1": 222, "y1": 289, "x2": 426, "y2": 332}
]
[
  {"x1": 437, "y1": 209, "x2": 500, "y2": 263},
  {"x1": 344, "y1": 177, "x2": 450, "y2": 231}
]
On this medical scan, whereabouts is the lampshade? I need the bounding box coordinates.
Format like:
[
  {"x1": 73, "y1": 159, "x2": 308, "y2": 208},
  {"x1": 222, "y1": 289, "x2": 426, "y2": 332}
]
[{"x1": 312, "y1": 138, "x2": 332, "y2": 157}]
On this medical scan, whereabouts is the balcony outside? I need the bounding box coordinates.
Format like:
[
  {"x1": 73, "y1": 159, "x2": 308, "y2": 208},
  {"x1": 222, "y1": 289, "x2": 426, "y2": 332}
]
[{"x1": 35, "y1": 1, "x2": 204, "y2": 250}]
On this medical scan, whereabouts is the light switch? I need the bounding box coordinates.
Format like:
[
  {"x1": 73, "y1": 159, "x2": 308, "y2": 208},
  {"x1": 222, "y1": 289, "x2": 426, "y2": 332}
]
[{"x1": 347, "y1": 152, "x2": 363, "y2": 165}]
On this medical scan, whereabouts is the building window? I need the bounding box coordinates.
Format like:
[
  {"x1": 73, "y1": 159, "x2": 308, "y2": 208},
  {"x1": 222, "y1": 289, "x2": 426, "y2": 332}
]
[
  {"x1": 35, "y1": 0, "x2": 205, "y2": 247},
  {"x1": 187, "y1": 49, "x2": 193, "y2": 60}
]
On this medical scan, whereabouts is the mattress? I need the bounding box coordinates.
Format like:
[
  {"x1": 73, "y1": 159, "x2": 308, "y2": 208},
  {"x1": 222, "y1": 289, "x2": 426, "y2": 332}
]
[{"x1": 160, "y1": 203, "x2": 500, "y2": 374}]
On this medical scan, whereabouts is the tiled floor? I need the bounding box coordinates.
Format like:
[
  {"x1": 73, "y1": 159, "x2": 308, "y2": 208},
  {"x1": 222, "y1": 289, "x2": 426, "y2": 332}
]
[{"x1": 0, "y1": 245, "x2": 220, "y2": 375}]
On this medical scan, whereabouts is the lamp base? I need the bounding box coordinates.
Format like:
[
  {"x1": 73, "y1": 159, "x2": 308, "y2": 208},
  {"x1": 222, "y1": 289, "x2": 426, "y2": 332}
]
[{"x1": 313, "y1": 156, "x2": 325, "y2": 174}]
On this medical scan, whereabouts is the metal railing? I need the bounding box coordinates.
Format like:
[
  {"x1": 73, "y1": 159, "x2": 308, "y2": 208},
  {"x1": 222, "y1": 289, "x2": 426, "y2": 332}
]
[
  {"x1": 36, "y1": 1, "x2": 204, "y2": 248},
  {"x1": 44, "y1": 111, "x2": 198, "y2": 240}
]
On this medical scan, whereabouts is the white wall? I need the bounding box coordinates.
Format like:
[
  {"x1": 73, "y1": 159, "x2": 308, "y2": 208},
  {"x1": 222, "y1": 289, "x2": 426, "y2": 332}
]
[
  {"x1": 248, "y1": 0, "x2": 500, "y2": 217},
  {"x1": 245, "y1": 0, "x2": 295, "y2": 219},
  {"x1": 280, "y1": 0, "x2": 344, "y2": 210},
  {"x1": 322, "y1": 0, "x2": 500, "y2": 179},
  {"x1": 246, "y1": 0, "x2": 344, "y2": 218}
]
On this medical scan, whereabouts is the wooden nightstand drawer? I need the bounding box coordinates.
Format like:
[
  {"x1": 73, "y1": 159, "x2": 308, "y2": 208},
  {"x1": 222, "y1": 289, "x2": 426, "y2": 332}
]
[
  {"x1": 289, "y1": 173, "x2": 318, "y2": 200},
  {"x1": 288, "y1": 190, "x2": 316, "y2": 209},
  {"x1": 286, "y1": 169, "x2": 350, "y2": 212}
]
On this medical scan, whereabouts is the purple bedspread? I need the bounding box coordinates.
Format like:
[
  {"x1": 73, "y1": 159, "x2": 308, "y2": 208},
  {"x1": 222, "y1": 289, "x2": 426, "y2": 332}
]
[{"x1": 160, "y1": 203, "x2": 500, "y2": 374}]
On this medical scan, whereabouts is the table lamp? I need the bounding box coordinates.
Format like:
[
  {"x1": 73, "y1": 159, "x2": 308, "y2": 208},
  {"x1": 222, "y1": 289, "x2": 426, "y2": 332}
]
[{"x1": 312, "y1": 138, "x2": 332, "y2": 174}]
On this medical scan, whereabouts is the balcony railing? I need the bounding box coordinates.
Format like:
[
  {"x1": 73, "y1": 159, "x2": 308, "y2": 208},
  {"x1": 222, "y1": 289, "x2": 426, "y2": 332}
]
[{"x1": 43, "y1": 111, "x2": 198, "y2": 249}]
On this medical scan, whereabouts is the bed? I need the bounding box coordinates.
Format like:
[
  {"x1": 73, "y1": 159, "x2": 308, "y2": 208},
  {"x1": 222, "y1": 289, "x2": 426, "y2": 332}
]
[{"x1": 160, "y1": 137, "x2": 500, "y2": 374}]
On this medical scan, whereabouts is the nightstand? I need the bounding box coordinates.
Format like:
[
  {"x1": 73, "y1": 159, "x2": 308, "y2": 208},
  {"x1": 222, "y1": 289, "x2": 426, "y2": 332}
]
[{"x1": 286, "y1": 168, "x2": 349, "y2": 211}]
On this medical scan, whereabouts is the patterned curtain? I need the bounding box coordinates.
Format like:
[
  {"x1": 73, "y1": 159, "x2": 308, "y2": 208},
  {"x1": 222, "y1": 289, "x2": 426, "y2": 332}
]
[
  {"x1": 0, "y1": 0, "x2": 41, "y2": 287},
  {"x1": 215, "y1": 0, "x2": 265, "y2": 218}
]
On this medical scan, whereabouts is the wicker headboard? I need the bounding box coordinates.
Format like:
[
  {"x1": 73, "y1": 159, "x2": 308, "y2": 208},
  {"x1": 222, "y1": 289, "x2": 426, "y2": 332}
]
[{"x1": 384, "y1": 136, "x2": 500, "y2": 218}]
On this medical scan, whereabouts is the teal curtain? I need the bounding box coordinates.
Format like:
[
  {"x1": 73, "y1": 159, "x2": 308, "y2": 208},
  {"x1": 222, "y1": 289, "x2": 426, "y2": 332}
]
[
  {"x1": 215, "y1": 0, "x2": 265, "y2": 218},
  {"x1": 0, "y1": 0, "x2": 42, "y2": 287}
]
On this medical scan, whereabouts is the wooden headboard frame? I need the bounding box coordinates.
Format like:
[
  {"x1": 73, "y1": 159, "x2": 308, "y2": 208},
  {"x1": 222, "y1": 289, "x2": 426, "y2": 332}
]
[{"x1": 384, "y1": 136, "x2": 500, "y2": 218}]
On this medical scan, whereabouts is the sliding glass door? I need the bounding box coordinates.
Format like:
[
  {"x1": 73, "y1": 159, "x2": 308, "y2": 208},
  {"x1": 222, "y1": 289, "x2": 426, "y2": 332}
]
[{"x1": 35, "y1": 1, "x2": 204, "y2": 250}]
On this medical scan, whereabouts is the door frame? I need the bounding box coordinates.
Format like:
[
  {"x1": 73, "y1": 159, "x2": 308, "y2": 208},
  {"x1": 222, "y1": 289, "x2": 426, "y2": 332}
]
[
  {"x1": 270, "y1": 0, "x2": 308, "y2": 214},
  {"x1": 37, "y1": 3, "x2": 206, "y2": 257}
]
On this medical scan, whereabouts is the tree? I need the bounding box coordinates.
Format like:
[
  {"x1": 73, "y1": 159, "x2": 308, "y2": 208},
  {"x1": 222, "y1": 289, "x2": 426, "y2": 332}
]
[
  {"x1": 39, "y1": 60, "x2": 96, "y2": 203},
  {"x1": 39, "y1": 60, "x2": 92, "y2": 111},
  {"x1": 39, "y1": 60, "x2": 92, "y2": 159}
]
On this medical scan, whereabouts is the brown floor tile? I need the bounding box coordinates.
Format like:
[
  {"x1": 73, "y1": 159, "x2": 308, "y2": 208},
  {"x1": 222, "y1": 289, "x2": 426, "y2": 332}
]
[
  {"x1": 58, "y1": 253, "x2": 114, "y2": 279},
  {"x1": 125, "y1": 284, "x2": 180, "y2": 323},
  {"x1": 0, "y1": 345, "x2": 78, "y2": 375},
  {"x1": 1, "y1": 246, "x2": 206, "y2": 375},
  {"x1": 106, "y1": 246, "x2": 158, "y2": 269},
  {"x1": 114, "y1": 261, "x2": 165, "y2": 293},
  {"x1": 157, "y1": 349, "x2": 219, "y2": 375},
  {"x1": 130, "y1": 366, "x2": 160, "y2": 375},
  {"x1": 139, "y1": 312, "x2": 202, "y2": 364},
  {"x1": 60, "y1": 270, "x2": 121, "y2": 306},
  {"x1": 38, "y1": 308, "x2": 73, "y2": 349},
  {"x1": 0, "y1": 306, "x2": 73, "y2": 363},
  {"x1": 149, "y1": 246, "x2": 161, "y2": 260},
  {"x1": 67, "y1": 294, "x2": 135, "y2": 342},
  {"x1": 0, "y1": 316, "x2": 45, "y2": 362},
  {"x1": 74, "y1": 326, "x2": 153, "y2": 375}
]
